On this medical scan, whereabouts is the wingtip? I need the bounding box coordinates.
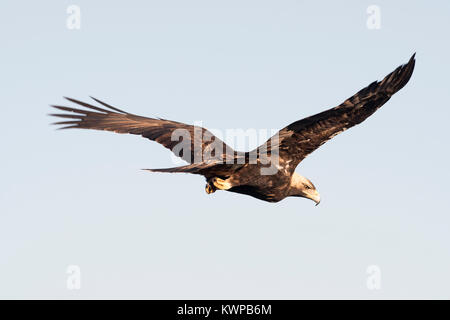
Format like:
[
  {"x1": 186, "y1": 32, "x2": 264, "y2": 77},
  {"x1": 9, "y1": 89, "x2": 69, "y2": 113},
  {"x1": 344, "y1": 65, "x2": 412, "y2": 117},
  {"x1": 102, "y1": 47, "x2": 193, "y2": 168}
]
[
  {"x1": 407, "y1": 53, "x2": 416, "y2": 71},
  {"x1": 63, "y1": 96, "x2": 79, "y2": 104},
  {"x1": 88, "y1": 96, "x2": 129, "y2": 114},
  {"x1": 55, "y1": 125, "x2": 77, "y2": 130},
  {"x1": 389, "y1": 53, "x2": 416, "y2": 94},
  {"x1": 405, "y1": 53, "x2": 416, "y2": 69}
]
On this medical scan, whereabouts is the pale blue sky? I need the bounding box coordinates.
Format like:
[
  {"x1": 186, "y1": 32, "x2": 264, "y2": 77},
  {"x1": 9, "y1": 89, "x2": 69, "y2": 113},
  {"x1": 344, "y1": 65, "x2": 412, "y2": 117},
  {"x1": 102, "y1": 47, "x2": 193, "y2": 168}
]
[{"x1": 1, "y1": 0, "x2": 449, "y2": 299}]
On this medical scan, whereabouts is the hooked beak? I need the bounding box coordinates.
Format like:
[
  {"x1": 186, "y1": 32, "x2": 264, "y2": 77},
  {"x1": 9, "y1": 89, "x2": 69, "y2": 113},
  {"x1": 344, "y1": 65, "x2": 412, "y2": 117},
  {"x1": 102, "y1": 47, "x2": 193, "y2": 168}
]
[{"x1": 311, "y1": 192, "x2": 321, "y2": 206}]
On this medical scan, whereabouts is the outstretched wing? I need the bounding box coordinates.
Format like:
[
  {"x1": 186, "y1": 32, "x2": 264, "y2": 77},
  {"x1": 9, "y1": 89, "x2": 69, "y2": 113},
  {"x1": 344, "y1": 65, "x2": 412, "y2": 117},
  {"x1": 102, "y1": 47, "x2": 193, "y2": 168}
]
[
  {"x1": 50, "y1": 97, "x2": 236, "y2": 164},
  {"x1": 271, "y1": 53, "x2": 415, "y2": 170}
]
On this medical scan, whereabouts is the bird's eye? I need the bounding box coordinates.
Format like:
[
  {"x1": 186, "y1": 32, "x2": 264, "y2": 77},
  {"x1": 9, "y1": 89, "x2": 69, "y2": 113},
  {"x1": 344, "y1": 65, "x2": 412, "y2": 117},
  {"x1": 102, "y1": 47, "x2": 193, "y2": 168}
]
[{"x1": 304, "y1": 184, "x2": 311, "y2": 190}]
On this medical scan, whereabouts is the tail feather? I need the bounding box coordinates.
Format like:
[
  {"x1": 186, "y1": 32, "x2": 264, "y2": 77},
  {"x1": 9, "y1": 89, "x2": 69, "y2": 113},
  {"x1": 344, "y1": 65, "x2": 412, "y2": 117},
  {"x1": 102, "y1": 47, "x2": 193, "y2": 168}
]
[
  {"x1": 142, "y1": 162, "x2": 218, "y2": 174},
  {"x1": 143, "y1": 166, "x2": 196, "y2": 173}
]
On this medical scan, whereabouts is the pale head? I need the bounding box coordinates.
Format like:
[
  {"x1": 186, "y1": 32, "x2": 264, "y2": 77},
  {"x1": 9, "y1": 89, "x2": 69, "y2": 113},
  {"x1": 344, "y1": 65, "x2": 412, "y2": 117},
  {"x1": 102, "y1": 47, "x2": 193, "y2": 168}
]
[{"x1": 288, "y1": 172, "x2": 321, "y2": 205}]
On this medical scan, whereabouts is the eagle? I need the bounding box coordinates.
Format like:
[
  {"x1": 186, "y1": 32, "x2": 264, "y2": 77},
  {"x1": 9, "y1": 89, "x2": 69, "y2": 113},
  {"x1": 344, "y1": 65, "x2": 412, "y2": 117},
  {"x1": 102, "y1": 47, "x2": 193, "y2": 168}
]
[{"x1": 50, "y1": 54, "x2": 415, "y2": 205}]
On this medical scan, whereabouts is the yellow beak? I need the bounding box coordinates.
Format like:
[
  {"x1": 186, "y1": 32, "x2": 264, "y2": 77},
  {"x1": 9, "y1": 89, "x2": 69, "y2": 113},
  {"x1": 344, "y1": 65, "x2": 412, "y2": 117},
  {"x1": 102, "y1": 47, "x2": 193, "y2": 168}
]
[{"x1": 310, "y1": 192, "x2": 321, "y2": 206}]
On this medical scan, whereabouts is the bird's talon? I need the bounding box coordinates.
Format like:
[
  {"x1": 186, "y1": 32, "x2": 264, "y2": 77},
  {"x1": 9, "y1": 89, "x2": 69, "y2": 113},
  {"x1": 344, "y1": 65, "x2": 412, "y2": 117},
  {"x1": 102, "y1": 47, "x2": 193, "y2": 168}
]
[{"x1": 205, "y1": 183, "x2": 215, "y2": 194}]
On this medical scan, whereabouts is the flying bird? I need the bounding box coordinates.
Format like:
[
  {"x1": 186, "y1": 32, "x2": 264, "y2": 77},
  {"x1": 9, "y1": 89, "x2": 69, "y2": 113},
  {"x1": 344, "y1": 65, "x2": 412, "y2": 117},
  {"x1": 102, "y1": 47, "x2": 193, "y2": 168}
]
[{"x1": 50, "y1": 54, "x2": 415, "y2": 204}]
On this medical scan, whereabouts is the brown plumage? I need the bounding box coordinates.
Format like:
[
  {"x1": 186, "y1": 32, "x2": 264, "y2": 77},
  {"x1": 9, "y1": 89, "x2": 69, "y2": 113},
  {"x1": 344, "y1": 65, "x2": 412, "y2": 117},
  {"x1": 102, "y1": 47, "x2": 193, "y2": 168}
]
[{"x1": 50, "y1": 54, "x2": 415, "y2": 204}]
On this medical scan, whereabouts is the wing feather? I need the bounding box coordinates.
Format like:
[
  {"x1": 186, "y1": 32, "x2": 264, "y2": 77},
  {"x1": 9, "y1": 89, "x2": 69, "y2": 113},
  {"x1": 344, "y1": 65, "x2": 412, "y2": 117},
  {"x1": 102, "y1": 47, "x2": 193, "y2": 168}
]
[
  {"x1": 270, "y1": 53, "x2": 416, "y2": 169},
  {"x1": 50, "y1": 97, "x2": 236, "y2": 164}
]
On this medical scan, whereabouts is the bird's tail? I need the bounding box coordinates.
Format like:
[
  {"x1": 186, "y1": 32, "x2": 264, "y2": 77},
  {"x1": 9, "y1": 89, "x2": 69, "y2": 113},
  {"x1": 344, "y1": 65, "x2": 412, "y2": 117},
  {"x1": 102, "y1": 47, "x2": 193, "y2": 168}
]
[
  {"x1": 143, "y1": 165, "x2": 198, "y2": 174},
  {"x1": 142, "y1": 162, "x2": 217, "y2": 175}
]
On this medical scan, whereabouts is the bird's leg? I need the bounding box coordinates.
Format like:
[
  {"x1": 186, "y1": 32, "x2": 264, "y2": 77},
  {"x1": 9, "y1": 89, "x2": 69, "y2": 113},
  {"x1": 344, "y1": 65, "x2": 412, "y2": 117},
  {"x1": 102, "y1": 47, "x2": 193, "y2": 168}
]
[
  {"x1": 205, "y1": 181, "x2": 216, "y2": 194},
  {"x1": 211, "y1": 177, "x2": 232, "y2": 190}
]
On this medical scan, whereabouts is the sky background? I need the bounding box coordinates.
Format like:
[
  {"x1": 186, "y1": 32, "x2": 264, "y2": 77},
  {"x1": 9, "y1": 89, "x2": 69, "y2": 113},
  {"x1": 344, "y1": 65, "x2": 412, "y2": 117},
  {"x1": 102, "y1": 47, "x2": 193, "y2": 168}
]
[{"x1": 1, "y1": 0, "x2": 450, "y2": 299}]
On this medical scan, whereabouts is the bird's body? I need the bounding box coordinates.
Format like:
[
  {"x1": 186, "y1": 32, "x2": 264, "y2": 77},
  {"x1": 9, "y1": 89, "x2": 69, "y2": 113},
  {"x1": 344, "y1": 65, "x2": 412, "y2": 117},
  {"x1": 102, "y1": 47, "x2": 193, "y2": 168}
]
[
  {"x1": 210, "y1": 161, "x2": 293, "y2": 202},
  {"x1": 50, "y1": 54, "x2": 415, "y2": 204},
  {"x1": 228, "y1": 164, "x2": 291, "y2": 202}
]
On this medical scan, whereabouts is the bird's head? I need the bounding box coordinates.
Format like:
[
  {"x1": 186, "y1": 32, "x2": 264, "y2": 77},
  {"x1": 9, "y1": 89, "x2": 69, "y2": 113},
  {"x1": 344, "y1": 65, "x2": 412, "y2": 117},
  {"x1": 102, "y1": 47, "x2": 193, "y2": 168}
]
[{"x1": 289, "y1": 172, "x2": 321, "y2": 205}]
